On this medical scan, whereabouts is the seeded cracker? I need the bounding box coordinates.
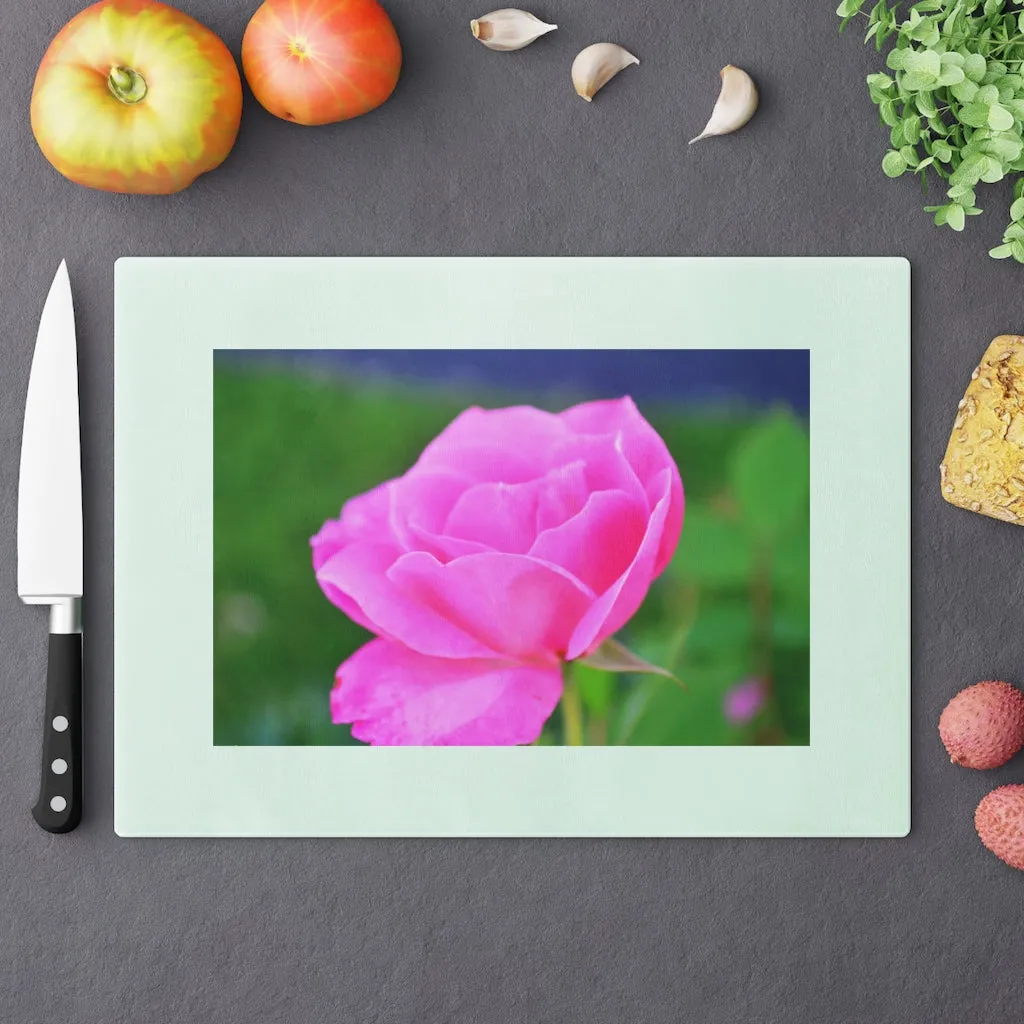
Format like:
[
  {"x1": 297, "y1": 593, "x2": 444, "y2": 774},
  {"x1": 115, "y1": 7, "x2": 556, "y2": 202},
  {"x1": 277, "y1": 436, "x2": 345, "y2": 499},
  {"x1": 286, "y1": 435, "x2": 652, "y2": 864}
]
[{"x1": 940, "y1": 335, "x2": 1024, "y2": 525}]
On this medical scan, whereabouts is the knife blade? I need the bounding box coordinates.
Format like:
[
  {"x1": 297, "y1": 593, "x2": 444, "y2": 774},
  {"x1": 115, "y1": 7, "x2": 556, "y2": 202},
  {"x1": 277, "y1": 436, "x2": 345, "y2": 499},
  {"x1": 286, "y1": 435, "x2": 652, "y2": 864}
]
[{"x1": 17, "y1": 260, "x2": 83, "y2": 834}]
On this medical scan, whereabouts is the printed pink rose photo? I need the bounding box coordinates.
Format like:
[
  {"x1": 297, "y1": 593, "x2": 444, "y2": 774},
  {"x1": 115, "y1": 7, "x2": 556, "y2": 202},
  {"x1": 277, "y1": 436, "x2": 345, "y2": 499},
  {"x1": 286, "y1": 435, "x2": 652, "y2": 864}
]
[
  {"x1": 314, "y1": 398, "x2": 683, "y2": 745},
  {"x1": 214, "y1": 349, "x2": 810, "y2": 747}
]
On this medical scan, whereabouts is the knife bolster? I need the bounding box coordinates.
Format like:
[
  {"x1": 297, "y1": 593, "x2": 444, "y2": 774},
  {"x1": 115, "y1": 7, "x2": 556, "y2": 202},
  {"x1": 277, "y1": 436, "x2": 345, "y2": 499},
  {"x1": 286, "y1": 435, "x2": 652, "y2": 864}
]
[{"x1": 49, "y1": 597, "x2": 81, "y2": 635}]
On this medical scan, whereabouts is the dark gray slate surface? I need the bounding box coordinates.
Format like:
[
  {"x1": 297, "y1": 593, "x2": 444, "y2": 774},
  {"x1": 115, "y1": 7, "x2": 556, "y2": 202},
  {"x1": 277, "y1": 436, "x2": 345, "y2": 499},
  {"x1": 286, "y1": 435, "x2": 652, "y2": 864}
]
[{"x1": 2, "y1": 1, "x2": 1023, "y2": 1020}]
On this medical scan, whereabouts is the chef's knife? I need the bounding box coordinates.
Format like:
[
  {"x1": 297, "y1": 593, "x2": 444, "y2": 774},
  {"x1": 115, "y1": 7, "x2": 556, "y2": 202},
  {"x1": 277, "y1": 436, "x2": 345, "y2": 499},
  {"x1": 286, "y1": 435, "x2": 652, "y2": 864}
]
[{"x1": 18, "y1": 261, "x2": 83, "y2": 834}]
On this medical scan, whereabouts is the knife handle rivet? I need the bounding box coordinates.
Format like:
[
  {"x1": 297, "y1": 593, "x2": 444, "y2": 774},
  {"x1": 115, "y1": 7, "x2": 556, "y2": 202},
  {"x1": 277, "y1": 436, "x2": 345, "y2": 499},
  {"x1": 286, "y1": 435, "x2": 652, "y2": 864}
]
[
  {"x1": 49, "y1": 796, "x2": 67, "y2": 813},
  {"x1": 52, "y1": 715, "x2": 69, "y2": 732},
  {"x1": 51, "y1": 758, "x2": 68, "y2": 775}
]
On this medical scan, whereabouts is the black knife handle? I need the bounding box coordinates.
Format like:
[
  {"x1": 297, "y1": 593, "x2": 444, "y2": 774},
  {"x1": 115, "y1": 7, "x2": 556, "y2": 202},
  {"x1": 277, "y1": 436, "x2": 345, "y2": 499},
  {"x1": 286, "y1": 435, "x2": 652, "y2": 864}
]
[{"x1": 31, "y1": 633, "x2": 82, "y2": 834}]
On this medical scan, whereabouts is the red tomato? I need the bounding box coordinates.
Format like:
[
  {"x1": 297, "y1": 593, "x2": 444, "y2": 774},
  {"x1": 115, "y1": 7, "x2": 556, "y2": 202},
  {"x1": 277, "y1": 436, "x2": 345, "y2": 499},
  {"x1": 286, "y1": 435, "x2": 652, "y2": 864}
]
[
  {"x1": 241, "y1": 0, "x2": 402, "y2": 126},
  {"x1": 31, "y1": 0, "x2": 242, "y2": 194}
]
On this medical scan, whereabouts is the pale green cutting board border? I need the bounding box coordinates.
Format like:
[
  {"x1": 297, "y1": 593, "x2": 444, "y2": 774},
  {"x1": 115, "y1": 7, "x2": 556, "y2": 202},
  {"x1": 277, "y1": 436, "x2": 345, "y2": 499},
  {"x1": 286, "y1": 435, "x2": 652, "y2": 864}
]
[{"x1": 113, "y1": 257, "x2": 910, "y2": 837}]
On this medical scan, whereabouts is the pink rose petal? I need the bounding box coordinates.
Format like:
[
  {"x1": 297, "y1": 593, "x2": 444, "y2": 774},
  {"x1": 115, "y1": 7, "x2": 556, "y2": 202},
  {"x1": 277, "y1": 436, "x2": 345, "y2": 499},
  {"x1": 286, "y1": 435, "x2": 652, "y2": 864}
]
[
  {"x1": 565, "y1": 469, "x2": 673, "y2": 660},
  {"x1": 388, "y1": 550, "x2": 595, "y2": 660},
  {"x1": 548, "y1": 434, "x2": 648, "y2": 510},
  {"x1": 529, "y1": 488, "x2": 649, "y2": 595},
  {"x1": 388, "y1": 472, "x2": 477, "y2": 559},
  {"x1": 412, "y1": 405, "x2": 570, "y2": 483},
  {"x1": 311, "y1": 481, "x2": 394, "y2": 568},
  {"x1": 316, "y1": 541, "x2": 500, "y2": 659},
  {"x1": 443, "y1": 480, "x2": 542, "y2": 555},
  {"x1": 561, "y1": 397, "x2": 668, "y2": 494},
  {"x1": 442, "y1": 462, "x2": 595, "y2": 554},
  {"x1": 532, "y1": 461, "x2": 591, "y2": 533},
  {"x1": 561, "y1": 397, "x2": 684, "y2": 574},
  {"x1": 311, "y1": 518, "x2": 384, "y2": 635},
  {"x1": 333, "y1": 638, "x2": 563, "y2": 745}
]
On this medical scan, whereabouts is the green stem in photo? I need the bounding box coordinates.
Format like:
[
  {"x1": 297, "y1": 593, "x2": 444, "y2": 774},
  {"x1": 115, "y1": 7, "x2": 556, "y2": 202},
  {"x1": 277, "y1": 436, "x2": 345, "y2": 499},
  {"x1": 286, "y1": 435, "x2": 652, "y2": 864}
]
[
  {"x1": 751, "y1": 542, "x2": 774, "y2": 686},
  {"x1": 750, "y1": 540, "x2": 784, "y2": 742},
  {"x1": 562, "y1": 674, "x2": 585, "y2": 746}
]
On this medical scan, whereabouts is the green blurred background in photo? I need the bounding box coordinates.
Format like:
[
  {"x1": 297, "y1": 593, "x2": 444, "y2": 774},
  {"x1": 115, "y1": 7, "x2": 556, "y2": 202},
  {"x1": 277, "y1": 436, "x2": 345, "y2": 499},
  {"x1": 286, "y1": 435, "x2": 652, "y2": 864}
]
[{"x1": 214, "y1": 350, "x2": 810, "y2": 747}]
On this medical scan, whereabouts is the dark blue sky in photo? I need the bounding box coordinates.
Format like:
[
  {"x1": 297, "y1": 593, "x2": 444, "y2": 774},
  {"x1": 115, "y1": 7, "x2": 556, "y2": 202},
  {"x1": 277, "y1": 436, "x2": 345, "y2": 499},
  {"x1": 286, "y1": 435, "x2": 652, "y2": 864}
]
[{"x1": 217, "y1": 349, "x2": 810, "y2": 413}]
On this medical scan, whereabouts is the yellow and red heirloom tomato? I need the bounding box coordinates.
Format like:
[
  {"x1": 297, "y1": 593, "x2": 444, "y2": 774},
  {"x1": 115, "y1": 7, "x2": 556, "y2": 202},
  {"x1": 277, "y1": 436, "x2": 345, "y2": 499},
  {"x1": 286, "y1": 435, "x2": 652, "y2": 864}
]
[
  {"x1": 242, "y1": 0, "x2": 402, "y2": 126},
  {"x1": 31, "y1": 0, "x2": 243, "y2": 194}
]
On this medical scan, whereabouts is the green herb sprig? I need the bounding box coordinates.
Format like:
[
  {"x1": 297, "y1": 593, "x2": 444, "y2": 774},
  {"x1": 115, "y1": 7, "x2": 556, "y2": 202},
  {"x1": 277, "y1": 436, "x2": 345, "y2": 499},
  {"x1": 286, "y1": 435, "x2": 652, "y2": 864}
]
[{"x1": 838, "y1": 0, "x2": 1024, "y2": 262}]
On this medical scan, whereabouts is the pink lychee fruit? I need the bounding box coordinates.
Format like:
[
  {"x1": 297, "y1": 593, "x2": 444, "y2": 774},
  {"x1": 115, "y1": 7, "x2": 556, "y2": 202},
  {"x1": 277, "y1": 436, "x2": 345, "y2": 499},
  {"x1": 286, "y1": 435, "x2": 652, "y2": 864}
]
[
  {"x1": 938, "y1": 680, "x2": 1024, "y2": 769},
  {"x1": 976, "y1": 785, "x2": 1024, "y2": 871}
]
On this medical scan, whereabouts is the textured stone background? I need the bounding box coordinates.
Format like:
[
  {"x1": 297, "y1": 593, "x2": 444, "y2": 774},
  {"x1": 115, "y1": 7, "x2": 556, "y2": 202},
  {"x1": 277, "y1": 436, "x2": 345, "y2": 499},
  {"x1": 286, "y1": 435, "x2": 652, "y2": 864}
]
[{"x1": 2, "y1": 1, "x2": 1024, "y2": 1020}]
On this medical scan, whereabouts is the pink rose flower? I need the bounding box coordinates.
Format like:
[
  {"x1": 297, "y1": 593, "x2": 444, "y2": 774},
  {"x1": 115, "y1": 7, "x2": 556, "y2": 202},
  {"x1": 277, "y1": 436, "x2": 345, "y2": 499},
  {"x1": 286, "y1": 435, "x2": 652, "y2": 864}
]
[{"x1": 312, "y1": 397, "x2": 684, "y2": 745}]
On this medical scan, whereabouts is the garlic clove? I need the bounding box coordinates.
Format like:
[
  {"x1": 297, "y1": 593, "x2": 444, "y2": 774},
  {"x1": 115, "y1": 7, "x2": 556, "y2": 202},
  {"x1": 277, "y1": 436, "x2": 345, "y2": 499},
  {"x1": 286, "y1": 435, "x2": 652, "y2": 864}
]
[
  {"x1": 689, "y1": 65, "x2": 758, "y2": 143},
  {"x1": 571, "y1": 43, "x2": 639, "y2": 102},
  {"x1": 471, "y1": 9, "x2": 557, "y2": 51}
]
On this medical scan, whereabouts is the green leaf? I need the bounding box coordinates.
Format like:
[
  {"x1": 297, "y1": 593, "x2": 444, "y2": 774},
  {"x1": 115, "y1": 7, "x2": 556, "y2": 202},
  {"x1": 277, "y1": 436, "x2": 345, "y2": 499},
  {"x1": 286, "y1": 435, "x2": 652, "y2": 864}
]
[
  {"x1": 990, "y1": 242, "x2": 1015, "y2": 258},
  {"x1": 1010, "y1": 196, "x2": 1024, "y2": 221},
  {"x1": 903, "y1": 49, "x2": 942, "y2": 77},
  {"x1": 963, "y1": 52, "x2": 988, "y2": 83},
  {"x1": 979, "y1": 155, "x2": 1005, "y2": 182},
  {"x1": 731, "y1": 413, "x2": 810, "y2": 541},
  {"x1": 982, "y1": 60, "x2": 1008, "y2": 85},
  {"x1": 950, "y1": 78, "x2": 980, "y2": 102},
  {"x1": 932, "y1": 140, "x2": 954, "y2": 161},
  {"x1": 976, "y1": 133, "x2": 1023, "y2": 162},
  {"x1": 836, "y1": 0, "x2": 864, "y2": 14},
  {"x1": 902, "y1": 114, "x2": 922, "y2": 143},
  {"x1": 947, "y1": 183, "x2": 977, "y2": 203},
  {"x1": 937, "y1": 63, "x2": 966, "y2": 86},
  {"x1": 880, "y1": 97, "x2": 901, "y2": 126},
  {"x1": 946, "y1": 203, "x2": 967, "y2": 230},
  {"x1": 950, "y1": 155, "x2": 982, "y2": 186},
  {"x1": 772, "y1": 518, "x2": 810, "y2": 603},
  {"x1": 671, "y1": 506, "x2": 754, "y2": 587},
  {"x1": 1013, "y1": 238, "x2": 1024, "y2": 262},
  {"x1": 1005, "y1": 221, "x2": 1024, "y2": 240},
  {"x1": 902, "y1": 69, "x2": 941, "y2": 91},
  {"x1": 579, "y1": 637, "x2": 679, "y2": 682},
  {"x1": 883, "y1": 148, "x2": 908, "y2": 176},
  {"x1": 886, "y1": 47, "x2": 911, "y2": 71},
  {"x1": 988, "y1": 103, "x2": 1015, "y2": 131},
  {"x1": 959, "y1": 101, "x2": 993, "y2": 127},
  {"x1": 910, "y1": 20, "x2": 941, "y2": 46},
  {"x1": 680, "y1": 603, "x2": 753, "y2": 658}
]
